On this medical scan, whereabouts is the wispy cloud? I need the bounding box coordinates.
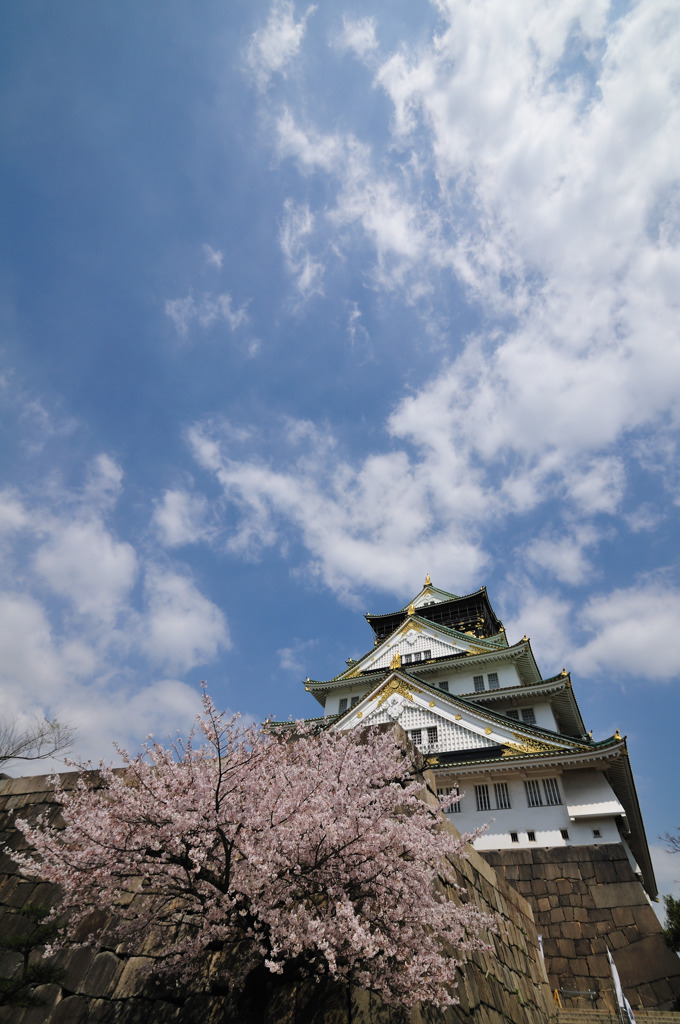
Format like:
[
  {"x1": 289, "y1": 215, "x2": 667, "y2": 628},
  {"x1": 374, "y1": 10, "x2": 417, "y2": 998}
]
[
  {"x1": 246, "y1": 0, "x2": 316, "y2": 91},
  {"x1": 279, "y1": 198, "x2": 324, "y2": 299},
  {"x1": 334, "y1": 16, "x2": 378, "y2": 60},
  {"x1": 165, "y1": 292, "x2": 249, "y2": 339},
  {"x1": 0, "y1": 453, "x2": 231, "y2": 764},
  {"x1": 203, "y1": 243, "x2": 224, "y2": 269}
]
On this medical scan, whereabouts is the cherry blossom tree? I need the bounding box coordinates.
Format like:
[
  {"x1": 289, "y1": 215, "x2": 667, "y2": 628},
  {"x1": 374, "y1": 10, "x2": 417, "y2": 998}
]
[{"x1": 14, "y1": 689, "x2": 493, "y2": 1010}]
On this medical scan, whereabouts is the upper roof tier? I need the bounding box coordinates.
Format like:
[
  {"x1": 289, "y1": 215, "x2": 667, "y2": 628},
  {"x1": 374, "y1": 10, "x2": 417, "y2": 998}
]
[{"x1": 366, "y1": 582, "x2": 504, "y2": 642}]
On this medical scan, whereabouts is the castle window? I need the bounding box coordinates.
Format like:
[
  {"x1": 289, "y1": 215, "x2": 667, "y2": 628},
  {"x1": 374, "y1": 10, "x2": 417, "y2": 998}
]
[
  {"x1": 426, "y1": 726, "x2": 438, "y2": 746},
  {"x1": 527, "y1": 831, "x2": 536, "y2": 842},
  {"x1": 413, "y1": 651, "x2": 422, "y2": 663},
  {"x1": 510, "y1": 832, "x2": 519, "y2": 843},
  {"x1": 473, "y1": 675, "x2": 485, "y2": 692},
  {"x1": 475, "y1": 784, "x2": 491, "y2": 812},
  {"x1": 592, "y1": 829, "x2": 601, "y2": 838},
  {"x1": 438, "y1": 786, "x2": 461, "y2": 813},
  {"x1": 506, "y1": 709, "x2": 519, "y2": 720},
  {"x1": 422, "y1": 650, "x2": 431, "y2": 660},
  {"x1": 560, "y1": 829, "x2": 570, "y2": 840},
  {"x1": 338, "y1": 698, "x2": 348, "y2": 713},
  {"x1": 351, "y1": 696, "x2": 361, "y2": 707},
  {"x1": 487, "y1": 672, "x2": 499, "y2": 689},
  {"x1": 402, "y1": 653, "x2": 412, "y2": 664},
  {"x1": 543, "y1": 778, "x2": 561, "y2": 805},
  {"x1": 438, "y1": 681, "x2": 449, "y2": 692},
  {"x1": 494, "y1": 782, "x2": 511, "y2": 809},
  {"x1": 521, "y1": 707, "x2": 536, "y2": 725},
  {"x1": 525, "y1": 779, "x2": 543, "y2": 807},
  {"x1": 409, "y1": 729, "x2": 422, "y2": 745}
]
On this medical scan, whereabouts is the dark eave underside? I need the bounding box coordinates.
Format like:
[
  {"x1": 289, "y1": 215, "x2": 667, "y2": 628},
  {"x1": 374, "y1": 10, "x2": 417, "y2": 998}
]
[{"x1": 366, "y1": 588, "x2": 504, "y2": 642}]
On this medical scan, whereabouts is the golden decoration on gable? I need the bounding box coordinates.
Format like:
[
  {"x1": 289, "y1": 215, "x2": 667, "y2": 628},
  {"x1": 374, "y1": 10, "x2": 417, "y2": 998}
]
[
  {"x1": 407, "y1": 601, "x2": 416, "y2": 616},
  {"x1": 429, "y1": 701, "x2": 435, "y2": 707},
  {"x1": 375, "y1": 678, "x2": 417, "y2": 710},
  {"x1": 484, "y1": 727, "x2": 493, "y2": 735},
  {"x1": 389, "y1": 651, "x2": 402, "y2": 670},
  {"x1": 424, "y1": 573, "x2": 431, "y2": 586},
  {"x1": 398, "y1": 620, "x2": 424, "y2": 637},
  {"x1": 501, "y1": 734, "x2": 565, "y2": 757}
]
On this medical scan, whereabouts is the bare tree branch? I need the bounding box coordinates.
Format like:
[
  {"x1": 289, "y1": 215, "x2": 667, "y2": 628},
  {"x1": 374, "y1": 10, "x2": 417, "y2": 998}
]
[
  {"x1": 0, "y1": 717, "x2": 75, "y2": 770},
  {"x1": 662, "y1": 828, "x2": 680, "y2": 855}
]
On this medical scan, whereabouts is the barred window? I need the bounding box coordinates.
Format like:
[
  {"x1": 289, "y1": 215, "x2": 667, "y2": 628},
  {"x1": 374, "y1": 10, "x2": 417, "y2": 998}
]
[
  {"x1": 351, "y1": 696, "x2": 360, "y2": 707},
  {"x1": 422, "y1": 649, "x2": 431, "y2": 660},
  {"x1": 402, "y1": 653, "x2": 412, "y2": 664},
  {"x1": 560, "y1": 829, "x2": 569, "y2": 840},
  {"x1": 338, "y1": 698, "x2": 348, "y2": 713},
  {"x1": 437, "y1": 786, "x2": 461, "y2": 813},
  {"x1": 494, "y1": 782, "x2": 511, "y2": 809},
  {"x1": 521, "y1": 707, "x2": 536, "y2": 725},
  {"x1": 527, "y1": 830, "x2": 536, "y2": 842},
  {"x1": 525, "y1": 779, "x2": 543, "y2": 807},
  {"x1": 426, "y1": 726, "x2": 438, "y2": 746},
  {"x1": 413, "y1": 651, "x2": 422, "y2": 662},
  {"x1": 543, "y1": 777, "x2": 562, "y2": 805},
  {"x1": 506, "y1": 709, "x2": 519, "y2": 720},
  {"x1": 487, "y1": 672, "x2": 500, "y2": 689},
  {"x1": 510, "y1": 831, "x2": 519, "y2": 843},
  {"x1": 473, "y1": 675, "x2": 485, "y2": 692},
  {"x1": 475, "y1": 784, "x2": 491, "y2": 812},
  {"x1": 438, "y1": 680, "x2": 449, "y2": 692},
  {"x1": 409, "y1": 729, "x2": 422, "y2": 745}
]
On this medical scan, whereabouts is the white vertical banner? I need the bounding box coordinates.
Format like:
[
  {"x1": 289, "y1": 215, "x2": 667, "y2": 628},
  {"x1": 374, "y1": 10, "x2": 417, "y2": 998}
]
[{"x1": 607, "y1": 947, "x2": 636, "y2": 1024}]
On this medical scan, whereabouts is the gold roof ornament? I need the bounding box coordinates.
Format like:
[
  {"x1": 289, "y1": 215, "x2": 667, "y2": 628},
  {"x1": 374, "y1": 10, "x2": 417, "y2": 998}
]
[
  {"x1": 375, "y1": 677, "x2": 415, "y2": 709},
  {"x1": 389, "y1": 651, "x2": 402, "y2": 670},
  {"x1": 424, "y1": 573, "x2": 431, "y2": 586},
  {"x1": 522, "y1": 635, "x2": 528, "y2": 642},
  {"x1": 561, "y1": 667, "x2": 567, "y2": 676},
  {"x1": 407, "y1": 601, "x2": 416, "y2": 616},
  {"x1": 614, "y1": 729, "x2": 622, "y2": 740}
]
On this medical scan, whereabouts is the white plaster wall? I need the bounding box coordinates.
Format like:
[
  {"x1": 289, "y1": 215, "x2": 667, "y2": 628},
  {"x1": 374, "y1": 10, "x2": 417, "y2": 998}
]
[{"x1": 440, "y1": 773, "x2": 623, "y2": 850}]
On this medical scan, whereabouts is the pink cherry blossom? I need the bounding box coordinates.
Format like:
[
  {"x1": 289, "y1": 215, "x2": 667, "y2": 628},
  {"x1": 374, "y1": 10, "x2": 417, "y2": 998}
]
[{"x1": 14, "y1": 688, "x2": 494, "y2": 1009}]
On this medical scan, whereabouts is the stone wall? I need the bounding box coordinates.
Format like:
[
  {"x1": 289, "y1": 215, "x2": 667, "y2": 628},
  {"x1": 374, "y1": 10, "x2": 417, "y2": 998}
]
[
  {"x1": 484, "y1": 845, "x2": 680, "y2": 1012},
  {"x1": 0, "y1": 768, "x2": 556, "y2": 1024}
]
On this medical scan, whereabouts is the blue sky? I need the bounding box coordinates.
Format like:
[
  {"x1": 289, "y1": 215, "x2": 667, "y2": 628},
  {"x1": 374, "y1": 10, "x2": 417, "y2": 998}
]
[{"x1": 1, "y1": 0, "x2": 679, "y2": 902}]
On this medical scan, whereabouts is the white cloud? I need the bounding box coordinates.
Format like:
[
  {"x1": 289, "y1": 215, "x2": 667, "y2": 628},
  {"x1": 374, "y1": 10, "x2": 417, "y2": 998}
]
[
  {"x1": 0, "y1": 593, "x2": 67, "y2": 711},
  {"x1": 277, "y1": 637, "x2": 317, "y2": 674},
  {"x1": 83, "y1": 454, "x2": 124, "y2": 511},
  {"x1": 0, "y1": 490, "x2": 28, "y2": 534},
  {"x1": 276, "y1": 108, "x2": 342, "y2": 173},
  {"x1": 188, "y1": 418, "x2": 487, "y2": 604},
  {"x1": 153, "y1": 489, "x2": 214, "y2": 548},
  {"x1": 203, "y1": 243, "x2": 224, "y2": 268},
  {"x1": 525, "y1": 526, "x2": 600, "y2": 586},
  {"x1": 346, "y1": 301, "x2": 370, "y2": 352},
  {"x1": 246, "y1": 0, "x2": 316, "y2": 91},
  {"x1": 34, "y1": 518, "x2": 138, "y2": 625},
  {"x1": 335, "y1": 16, "x2": 378, "y2": 59},
  {"x1": 142, "y1": 566, "x2": 231, "y2": 672},
  {"x1": 267, "y1": 0, "x2": 680, "y2": 535},
  {"x1": 571, "y1": 581, "x2": 680, "y2": 681},
  {"x1": 60, "y1": 678, "x2": 204, "y2": 767},
  {"x1": 279, "y1": 198, "x2": 324, "y2": 298},
  {"x1": 165, "y1": 292, "x2": 249, "y2": 339},
  {"x1": 625, "y1": 503, "x2": 666, "y2": 533}
]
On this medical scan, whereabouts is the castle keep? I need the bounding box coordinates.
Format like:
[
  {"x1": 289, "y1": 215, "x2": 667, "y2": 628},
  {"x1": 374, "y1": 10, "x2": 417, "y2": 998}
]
[{"x1": 302, "y1": 577, "x2": 680, "y2": 1010}]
